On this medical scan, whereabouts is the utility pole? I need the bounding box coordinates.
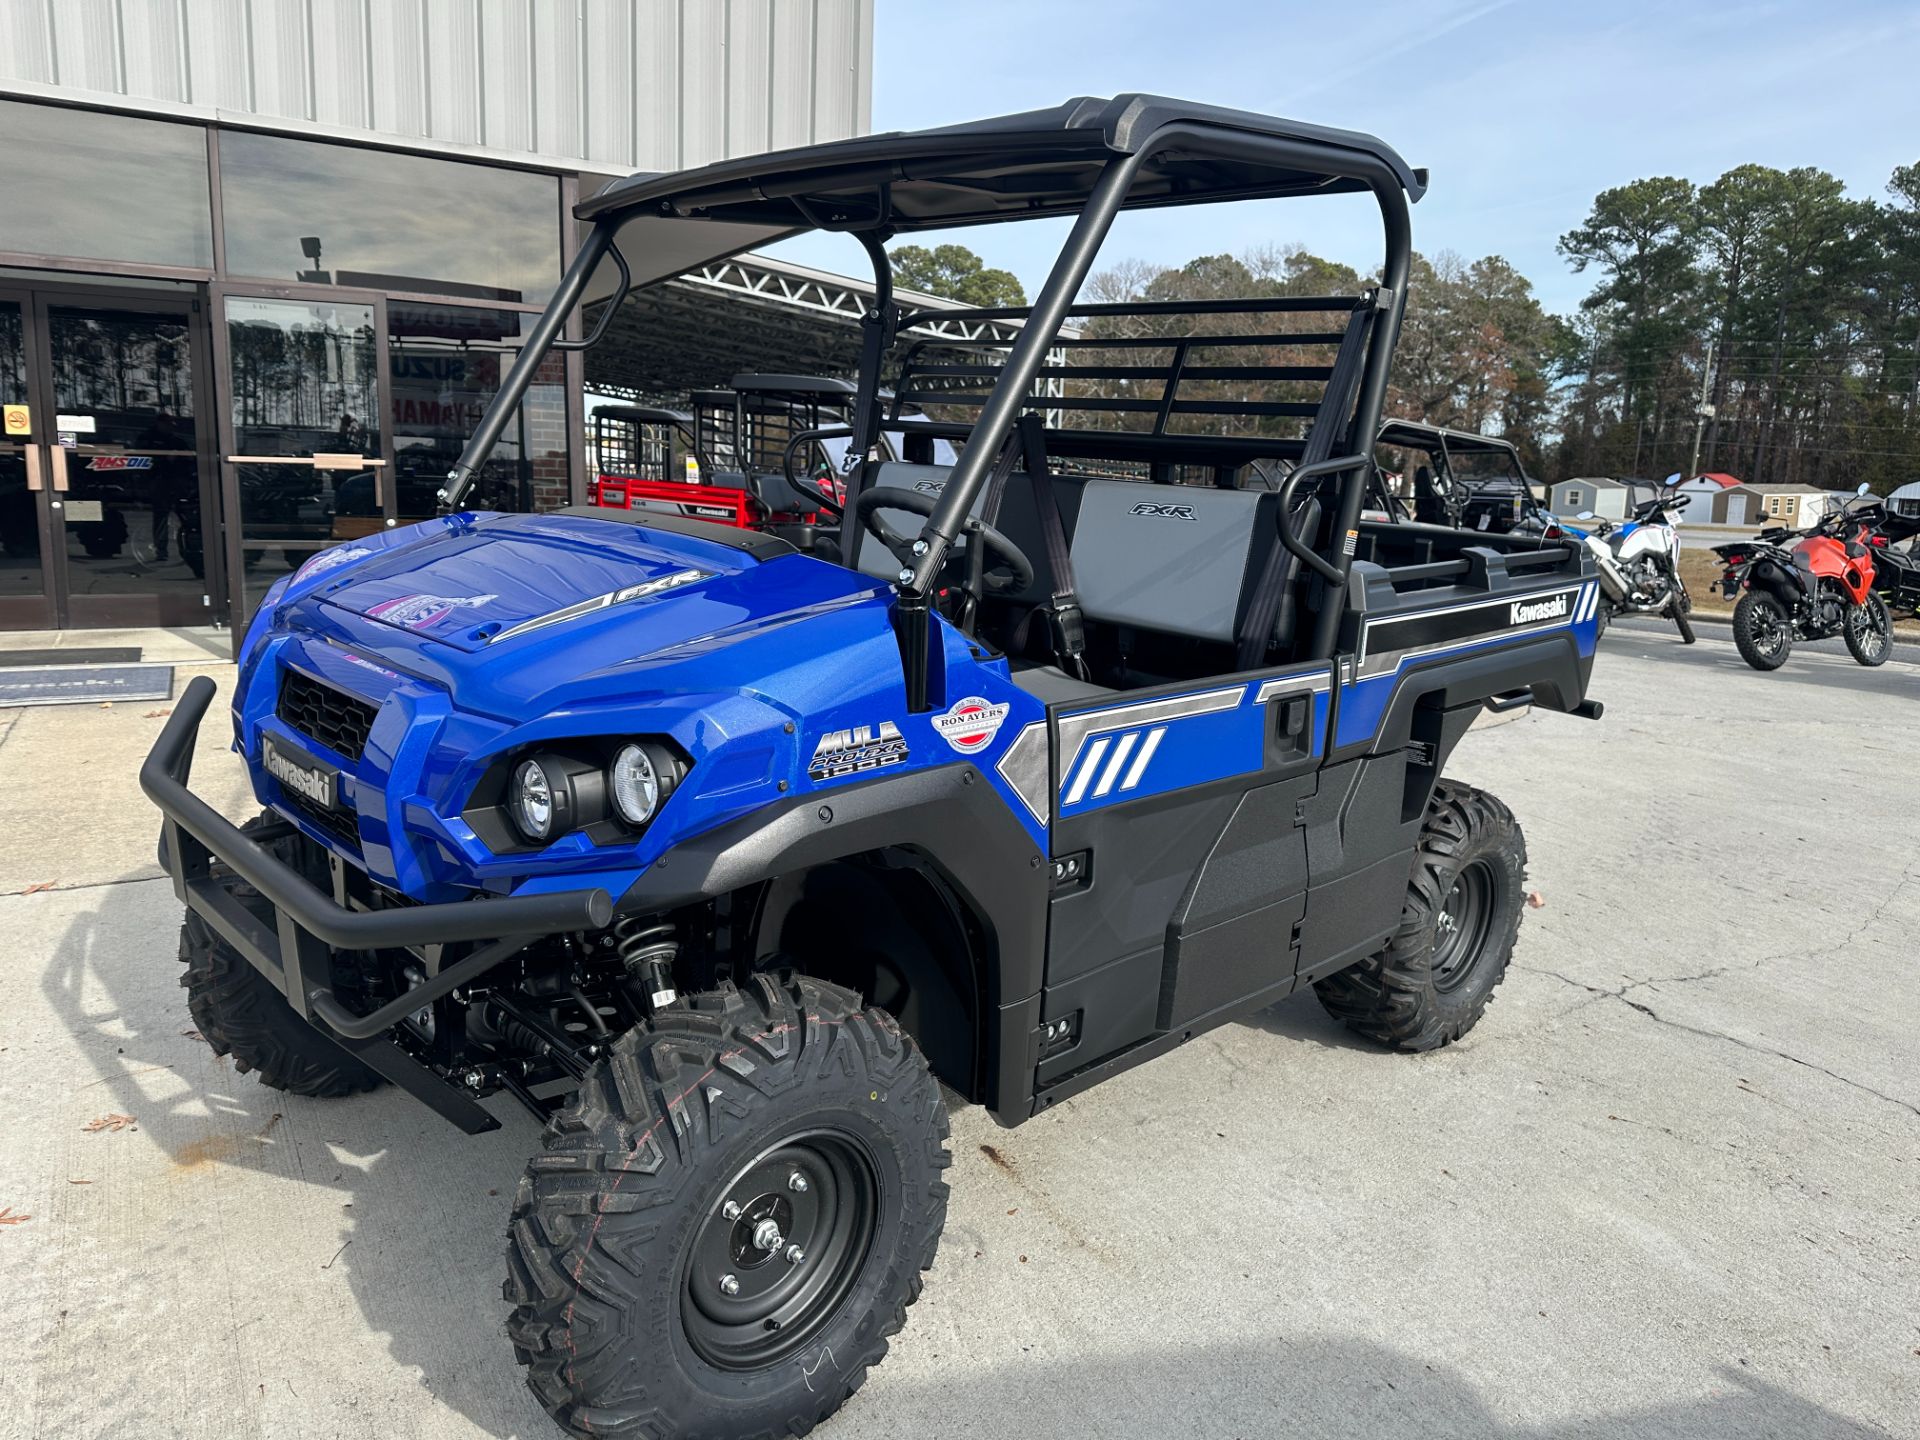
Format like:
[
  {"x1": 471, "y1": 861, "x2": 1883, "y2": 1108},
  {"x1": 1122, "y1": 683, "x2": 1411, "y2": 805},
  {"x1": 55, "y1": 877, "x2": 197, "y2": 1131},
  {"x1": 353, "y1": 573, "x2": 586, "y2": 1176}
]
[{"x1": 1689, "y1": 338, "x2": 1716, "y2": 477}]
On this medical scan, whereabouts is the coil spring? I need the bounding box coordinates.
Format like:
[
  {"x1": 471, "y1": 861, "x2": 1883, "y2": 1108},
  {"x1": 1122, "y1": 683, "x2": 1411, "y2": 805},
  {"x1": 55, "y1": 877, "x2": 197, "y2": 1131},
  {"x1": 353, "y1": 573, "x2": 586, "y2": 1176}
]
[{"x1": 613, "y1": 918, "x2": 679, "y2": 1008}]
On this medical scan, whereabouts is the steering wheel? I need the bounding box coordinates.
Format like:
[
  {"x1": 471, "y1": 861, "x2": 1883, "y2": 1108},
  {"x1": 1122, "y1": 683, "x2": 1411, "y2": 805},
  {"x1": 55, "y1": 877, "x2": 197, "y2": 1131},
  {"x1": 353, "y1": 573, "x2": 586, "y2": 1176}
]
[
  {"x1": 850, "y1": 487, "x2": 1035, "y2": 595},
  {"x1": 781, "y1": 427, "x2": 851, "y2": 516}
]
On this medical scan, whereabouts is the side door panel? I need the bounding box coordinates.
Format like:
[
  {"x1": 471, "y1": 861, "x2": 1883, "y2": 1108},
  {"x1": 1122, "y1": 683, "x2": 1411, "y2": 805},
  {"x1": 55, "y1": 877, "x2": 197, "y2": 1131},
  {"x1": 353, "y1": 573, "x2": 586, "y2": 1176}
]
[{"x1": 1034, "y1": 664, "x2": 1332, "y2": 1086}]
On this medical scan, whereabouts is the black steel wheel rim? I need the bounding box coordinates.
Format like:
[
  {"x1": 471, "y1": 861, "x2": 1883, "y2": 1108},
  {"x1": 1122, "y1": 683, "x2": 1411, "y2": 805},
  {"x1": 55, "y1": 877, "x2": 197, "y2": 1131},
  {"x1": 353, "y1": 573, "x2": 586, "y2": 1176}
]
[
  {"x1": 1432, "y1": 859, "x2": 1496, "y2": 991},
  {"x1": 681, "y1": 1129, "x2": 880, "y2": 1371},
  {"x1": 1751, "y1": 603, "x2": 1785, "y2": 656}
]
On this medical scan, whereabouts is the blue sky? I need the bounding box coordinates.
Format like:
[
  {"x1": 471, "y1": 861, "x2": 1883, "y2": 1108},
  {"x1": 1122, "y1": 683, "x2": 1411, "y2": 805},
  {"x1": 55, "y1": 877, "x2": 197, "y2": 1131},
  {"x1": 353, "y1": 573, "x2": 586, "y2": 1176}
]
[{"x1": 766, "y1": 0, "x2": 1920, "y2": 317}]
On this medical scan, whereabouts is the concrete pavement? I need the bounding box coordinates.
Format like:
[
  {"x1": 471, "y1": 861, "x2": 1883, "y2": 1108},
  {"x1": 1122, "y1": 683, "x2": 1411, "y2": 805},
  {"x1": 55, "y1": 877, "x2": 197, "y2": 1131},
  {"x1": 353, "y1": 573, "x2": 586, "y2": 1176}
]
[{"x1": 0, "y1": 626, "x2": 1914, "y2": 1440}]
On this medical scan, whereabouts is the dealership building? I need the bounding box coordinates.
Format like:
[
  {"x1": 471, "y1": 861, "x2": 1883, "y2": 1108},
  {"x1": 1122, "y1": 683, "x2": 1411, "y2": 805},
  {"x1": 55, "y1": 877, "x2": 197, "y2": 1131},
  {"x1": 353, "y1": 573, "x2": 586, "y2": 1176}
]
[{"x1": 0, "y1": 0, "x2": 973, "y2": 639}]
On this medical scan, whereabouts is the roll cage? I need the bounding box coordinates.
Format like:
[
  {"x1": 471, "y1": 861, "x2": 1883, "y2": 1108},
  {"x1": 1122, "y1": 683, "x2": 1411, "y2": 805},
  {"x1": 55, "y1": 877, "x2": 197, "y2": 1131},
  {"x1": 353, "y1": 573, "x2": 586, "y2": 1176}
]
[
  {"x1": 1375, "y1": 420, "x2": 1541, "y2": 531},
  {"x1": 443, "y1": 93, "x2": 1425, "y2": 700}
]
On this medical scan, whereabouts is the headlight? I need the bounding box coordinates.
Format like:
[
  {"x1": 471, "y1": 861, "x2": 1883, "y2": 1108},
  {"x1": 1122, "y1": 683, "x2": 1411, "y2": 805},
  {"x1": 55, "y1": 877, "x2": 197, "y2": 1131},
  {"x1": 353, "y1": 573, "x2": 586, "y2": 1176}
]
[
  {"x1": 510, "y1": 757, "x2": 555, "y2": 841},
  {"x1": 609, "y1": 743, "x2": 678, "y2": 827}
]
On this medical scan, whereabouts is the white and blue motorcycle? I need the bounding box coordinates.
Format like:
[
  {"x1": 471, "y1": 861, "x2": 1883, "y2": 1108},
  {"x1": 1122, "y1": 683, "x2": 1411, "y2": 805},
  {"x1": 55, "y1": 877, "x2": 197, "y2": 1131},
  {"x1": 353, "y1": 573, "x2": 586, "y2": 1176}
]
[{"x1": 1534, "y1": 480, "x2": 1696, "y2": 644}]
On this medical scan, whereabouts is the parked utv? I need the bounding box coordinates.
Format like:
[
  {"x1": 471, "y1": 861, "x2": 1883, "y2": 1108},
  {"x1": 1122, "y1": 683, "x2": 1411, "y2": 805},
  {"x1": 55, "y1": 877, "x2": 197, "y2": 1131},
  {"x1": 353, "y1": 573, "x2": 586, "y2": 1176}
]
[
  {"x1": 1375, "y1": 420, "x2": 1544, "y2": 533},
  {"x1": 144, "y1": 95, "x2": 1601, "y2": 1439}
]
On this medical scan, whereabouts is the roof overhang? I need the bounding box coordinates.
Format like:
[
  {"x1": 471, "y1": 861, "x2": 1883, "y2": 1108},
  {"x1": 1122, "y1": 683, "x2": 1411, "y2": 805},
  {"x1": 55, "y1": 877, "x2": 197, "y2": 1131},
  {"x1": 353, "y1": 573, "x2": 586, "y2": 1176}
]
[{"x1": 577, "y1": 93, "x2": 1422, "y2": 239}]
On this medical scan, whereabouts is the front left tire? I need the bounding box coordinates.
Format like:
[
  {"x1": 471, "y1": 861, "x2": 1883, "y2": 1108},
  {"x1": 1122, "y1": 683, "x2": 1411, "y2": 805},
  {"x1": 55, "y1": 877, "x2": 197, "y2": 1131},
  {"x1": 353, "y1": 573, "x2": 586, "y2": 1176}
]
[{"x1": 506, "y1": 973, "x2": 950, "y2": 1439}]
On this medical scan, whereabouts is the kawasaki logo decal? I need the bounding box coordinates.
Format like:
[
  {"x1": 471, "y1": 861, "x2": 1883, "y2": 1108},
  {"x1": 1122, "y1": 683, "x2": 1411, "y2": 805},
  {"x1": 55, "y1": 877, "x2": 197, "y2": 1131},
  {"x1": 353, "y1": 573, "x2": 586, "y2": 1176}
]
[
  {"x1": 808, "y1": 721, "x2": 909, "y2": 781},
  {"x1": 1508, "y1": 593, "x2": 1570, "y2": 625}
]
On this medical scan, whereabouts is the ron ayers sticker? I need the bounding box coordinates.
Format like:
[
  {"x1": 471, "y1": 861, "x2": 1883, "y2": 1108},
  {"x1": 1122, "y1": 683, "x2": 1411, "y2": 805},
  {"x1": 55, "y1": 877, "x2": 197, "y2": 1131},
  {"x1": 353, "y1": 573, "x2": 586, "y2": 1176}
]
[{"x1": 933, "y1": 695, "x2": 1010, "y2": 755}]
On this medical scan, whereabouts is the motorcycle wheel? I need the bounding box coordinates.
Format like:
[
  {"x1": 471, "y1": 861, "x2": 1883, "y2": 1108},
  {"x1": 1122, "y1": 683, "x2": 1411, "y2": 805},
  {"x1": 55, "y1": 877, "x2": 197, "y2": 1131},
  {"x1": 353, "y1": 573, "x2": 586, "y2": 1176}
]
[
  {"x1": 1732, "y1": 591, "x2": 1791, "y2": 671},
  {"x1": 1672, "y1": 580, "x2": 1696, "y2": 644},
  {"x1": 1844, "y1": 593, "x2": 1893, "y2": 668}
]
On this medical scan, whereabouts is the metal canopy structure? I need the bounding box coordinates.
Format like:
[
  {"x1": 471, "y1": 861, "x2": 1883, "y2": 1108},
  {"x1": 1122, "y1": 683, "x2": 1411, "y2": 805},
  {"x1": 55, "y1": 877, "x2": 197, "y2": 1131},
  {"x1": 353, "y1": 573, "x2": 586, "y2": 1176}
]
[{"x1": 583, "y1": 252, "x2": 1045, "y2": 401}]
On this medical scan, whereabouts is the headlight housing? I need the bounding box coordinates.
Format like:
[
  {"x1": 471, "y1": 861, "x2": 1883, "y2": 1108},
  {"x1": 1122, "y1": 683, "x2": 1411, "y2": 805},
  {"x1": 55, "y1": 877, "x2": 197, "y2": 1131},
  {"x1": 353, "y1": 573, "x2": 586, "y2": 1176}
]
[
  {"x1": 469, "y1": 738, "x2": 688, "y2": 852},
  {"x1": 509, "y1": 758, "x2": 556, "y2": 841},
  {"x1": 610, "y1": 743, "x2": 677, "y2": 827}
]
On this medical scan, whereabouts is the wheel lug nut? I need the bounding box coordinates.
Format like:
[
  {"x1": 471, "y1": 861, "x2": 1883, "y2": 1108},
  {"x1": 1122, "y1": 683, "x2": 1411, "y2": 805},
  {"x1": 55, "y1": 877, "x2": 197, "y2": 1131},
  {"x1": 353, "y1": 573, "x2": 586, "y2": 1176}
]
[
  {"x1": 787, "y1": 1172, "x2": 808, "y2": 1193},
  {"x1": 784, "y1": 1244, "x2": 805, "y2": 1265},
  {"x1": 722, "y1": 1201, "x2": 741, "y2": 1220},
  {"x1": 718, "y1": 1273, "x2": 739, "y2": 1296}
]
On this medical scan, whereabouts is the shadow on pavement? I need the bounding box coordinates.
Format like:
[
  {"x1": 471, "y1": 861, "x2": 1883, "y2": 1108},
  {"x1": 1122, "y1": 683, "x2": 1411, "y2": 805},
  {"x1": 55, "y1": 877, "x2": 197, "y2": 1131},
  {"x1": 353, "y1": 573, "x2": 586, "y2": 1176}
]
[
  {"x1": 41, "y1": 879, "x2": 1891, "y2": 1440},
  {"x1": 864, "y1": 1340, "x2": 1891, "y2": 1440}
]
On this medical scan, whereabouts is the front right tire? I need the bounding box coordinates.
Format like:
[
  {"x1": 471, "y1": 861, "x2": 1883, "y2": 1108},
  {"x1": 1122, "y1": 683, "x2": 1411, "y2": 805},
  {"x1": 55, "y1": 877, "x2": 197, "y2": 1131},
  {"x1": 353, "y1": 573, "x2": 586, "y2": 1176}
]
[
  {"x1": 506, "y1": 973, "x2": 950, "y2": 1440},
  {"x1": 178, "y1": 813, "x2": 384, "y2": 1098}
]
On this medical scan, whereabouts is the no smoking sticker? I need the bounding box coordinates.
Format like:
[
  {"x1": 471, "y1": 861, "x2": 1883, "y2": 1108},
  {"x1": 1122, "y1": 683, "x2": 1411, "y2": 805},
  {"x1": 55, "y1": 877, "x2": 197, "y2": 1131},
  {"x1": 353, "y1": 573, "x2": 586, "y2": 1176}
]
[{"x1": 3, "y1": 404, "x2": 27, "y2": 436}]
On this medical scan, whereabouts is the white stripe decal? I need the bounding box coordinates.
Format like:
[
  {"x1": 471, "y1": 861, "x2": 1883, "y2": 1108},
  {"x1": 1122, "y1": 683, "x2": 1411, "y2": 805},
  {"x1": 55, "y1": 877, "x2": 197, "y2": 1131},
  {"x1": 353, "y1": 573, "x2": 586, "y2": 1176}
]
[
  {"x1": 1121, "y1": 727, "x2": 1164, "y2": 791},
  {"x1": 1092, "y1": 732, "x2": 1138, "y2": 798},
  {"x1": 1063, "y1": 737, "x2": 1109, "y2": 806}
]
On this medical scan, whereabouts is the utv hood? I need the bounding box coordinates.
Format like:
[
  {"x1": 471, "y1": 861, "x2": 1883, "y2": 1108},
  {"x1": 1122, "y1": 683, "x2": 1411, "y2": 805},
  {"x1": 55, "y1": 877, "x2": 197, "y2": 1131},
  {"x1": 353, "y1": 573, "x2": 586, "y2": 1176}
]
[{"x1": 311, "y1": 511, "x2": 868, "y2": 655}]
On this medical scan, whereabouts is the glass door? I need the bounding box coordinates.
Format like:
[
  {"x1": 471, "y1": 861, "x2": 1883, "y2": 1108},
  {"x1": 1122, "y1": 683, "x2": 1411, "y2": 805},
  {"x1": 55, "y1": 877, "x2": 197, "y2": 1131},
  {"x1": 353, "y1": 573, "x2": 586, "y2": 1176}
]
[
  {"x1": 36, "y1": 294, "x2": 216, "y2": 627},
  {"x1": 216, "y1": 293, "x2": 389, "y2": 621},
  {"x1": 0, "y1": 291, "x2": 53, "y2": 630}
]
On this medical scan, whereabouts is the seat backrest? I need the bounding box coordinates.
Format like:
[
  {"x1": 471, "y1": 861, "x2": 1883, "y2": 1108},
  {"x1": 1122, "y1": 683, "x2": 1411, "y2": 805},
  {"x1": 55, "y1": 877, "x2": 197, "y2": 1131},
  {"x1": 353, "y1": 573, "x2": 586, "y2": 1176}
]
[
  {"x1": 849, "y1": 462, "x2": 1077, "y2": 609},
  {"x1": 1067, "y1": 480, "x2": 1279, "y2": 646}
]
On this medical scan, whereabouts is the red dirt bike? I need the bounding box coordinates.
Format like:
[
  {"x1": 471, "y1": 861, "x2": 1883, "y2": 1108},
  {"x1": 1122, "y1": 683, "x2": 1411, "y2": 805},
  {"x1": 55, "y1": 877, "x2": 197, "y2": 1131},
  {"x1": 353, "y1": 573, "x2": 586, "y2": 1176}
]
[{"x1": 1713, "y1": 485, "x2": 1893, "y2": 671}]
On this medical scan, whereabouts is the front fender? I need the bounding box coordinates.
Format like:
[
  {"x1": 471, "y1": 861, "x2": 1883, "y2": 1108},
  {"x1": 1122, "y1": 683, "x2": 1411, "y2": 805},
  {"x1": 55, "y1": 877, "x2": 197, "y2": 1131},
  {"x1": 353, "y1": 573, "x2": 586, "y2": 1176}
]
[{"x1": 617, "y1": 761, "x2": 1049, "y2": 1122}]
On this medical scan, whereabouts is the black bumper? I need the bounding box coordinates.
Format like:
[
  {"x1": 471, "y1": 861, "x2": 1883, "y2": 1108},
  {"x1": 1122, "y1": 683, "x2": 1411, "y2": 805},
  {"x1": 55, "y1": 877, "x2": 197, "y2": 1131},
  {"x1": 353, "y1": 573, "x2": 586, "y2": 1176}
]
[{"x1": 143, "y1": 675, "x2": 613, "y2": 1133}]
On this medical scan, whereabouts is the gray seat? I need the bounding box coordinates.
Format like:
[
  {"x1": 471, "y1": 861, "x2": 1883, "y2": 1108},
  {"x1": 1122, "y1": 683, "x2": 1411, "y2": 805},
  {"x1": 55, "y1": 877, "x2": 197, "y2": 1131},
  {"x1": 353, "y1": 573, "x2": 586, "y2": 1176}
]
[{"x1": 1067, "y1": 479, "x2": 1279, "y2": 645}]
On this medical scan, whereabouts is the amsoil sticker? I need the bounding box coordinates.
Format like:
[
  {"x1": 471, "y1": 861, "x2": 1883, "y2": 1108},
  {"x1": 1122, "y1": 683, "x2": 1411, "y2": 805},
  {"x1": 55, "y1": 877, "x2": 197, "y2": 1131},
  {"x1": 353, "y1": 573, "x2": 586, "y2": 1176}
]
[
  {"x1": 86, "y1": 455, "x2": 153, "y2": 471},
  {"x1": 808, "y1": 721, "x2": 909, "y2": 781},
  {"x1": 365, "y1": 592, "x2": 497, "y2": 629},
  {"x1": 933, "y1": 695, "x2": 1010, "y2": 754}
]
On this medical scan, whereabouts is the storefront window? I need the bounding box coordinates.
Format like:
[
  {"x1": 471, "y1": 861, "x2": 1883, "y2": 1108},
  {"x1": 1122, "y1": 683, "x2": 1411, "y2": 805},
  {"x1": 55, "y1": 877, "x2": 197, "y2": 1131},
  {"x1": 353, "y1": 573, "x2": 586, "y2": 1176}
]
[
  {"x1": 388, "y1": 302, "x2": 570, "y2": 518},
  {"x1": 225, "y1": 298, "x2": 381, "y2": 615},
  {"x1": 219, "y1": 133, "x2": 561, "y2": 304},
  {"x1": 0, "y1": 99, "x2": 213, "y2": 269}
]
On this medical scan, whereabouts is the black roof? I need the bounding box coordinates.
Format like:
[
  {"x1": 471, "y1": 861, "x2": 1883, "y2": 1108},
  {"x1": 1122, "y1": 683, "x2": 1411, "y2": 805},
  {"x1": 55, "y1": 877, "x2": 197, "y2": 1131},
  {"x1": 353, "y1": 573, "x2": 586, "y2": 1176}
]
[
  {"x1": 729, "y1": 373, "x2": 859, "y2": 399},
  {"x1": 1377, "y1": 420, "x2": 1521, "y2": 457},
  {"x1": 577, "y1": 94, "x2": 1423, "y2": 234},
  {"x1": 591, "y1": 404, "x2": 691, "y2": 425}
]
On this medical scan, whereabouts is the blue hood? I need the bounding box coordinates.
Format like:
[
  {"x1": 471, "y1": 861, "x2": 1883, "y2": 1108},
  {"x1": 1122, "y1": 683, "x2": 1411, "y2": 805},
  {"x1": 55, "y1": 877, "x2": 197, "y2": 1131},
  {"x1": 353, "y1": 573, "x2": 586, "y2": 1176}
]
[{"x1": 308, "y1": 511, "x2": 852, "y2": 654}]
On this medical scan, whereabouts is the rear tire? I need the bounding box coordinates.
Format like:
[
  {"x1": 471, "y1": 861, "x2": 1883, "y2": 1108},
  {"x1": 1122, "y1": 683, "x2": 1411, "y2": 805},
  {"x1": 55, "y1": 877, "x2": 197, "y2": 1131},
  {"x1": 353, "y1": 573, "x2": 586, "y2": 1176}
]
[
  {"x1": 506, "y1": 973, "x2": 950, "y2": 1439},
  {"x1": 1732, "y1": 590, "x2": 1792, "y2": 671},
  {"x1": 1313, "y1": 781, "x2": 1526, "y2": 1051},
  {"x1": 178, "y1": 814, "x2": 384, "y2": 1098},
  {"x1": 1844, "y1": 593, "x2": 1892, "y2": 667}
]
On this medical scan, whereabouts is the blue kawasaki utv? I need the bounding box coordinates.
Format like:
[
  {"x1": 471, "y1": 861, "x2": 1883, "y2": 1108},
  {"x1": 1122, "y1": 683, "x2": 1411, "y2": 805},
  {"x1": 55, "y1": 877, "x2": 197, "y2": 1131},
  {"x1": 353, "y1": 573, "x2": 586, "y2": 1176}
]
[{"x1": 144, "y1": 95, "x2": 1601, "y2": 1438}]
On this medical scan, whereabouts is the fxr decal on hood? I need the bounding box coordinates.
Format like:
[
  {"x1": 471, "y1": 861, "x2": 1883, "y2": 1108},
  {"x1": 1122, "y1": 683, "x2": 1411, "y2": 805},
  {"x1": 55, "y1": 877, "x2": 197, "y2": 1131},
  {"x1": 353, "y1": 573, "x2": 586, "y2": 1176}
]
[
  {"x1": 365, "y1": 592, "x2": 499, "y2": 630},
  {"x1": 486, "y1": 568, "x2": 713, "y2": 644}
]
